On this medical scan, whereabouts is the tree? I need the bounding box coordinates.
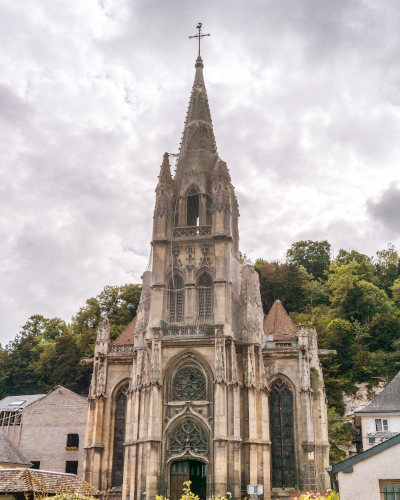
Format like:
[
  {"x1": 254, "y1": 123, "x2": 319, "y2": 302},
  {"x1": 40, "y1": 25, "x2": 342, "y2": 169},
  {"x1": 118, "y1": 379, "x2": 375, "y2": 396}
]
[
  {"x1": 256, "y1": 261, "x2": 311, "y2": 314},
  {"x1": 375, "y1": 243, "x2": 400, "y2": 296},
  {"x1": 334, "y1": 249, "x2": 376, "y2": 283},
  {"x1": 391, "y1": 277, "x2": 400, "y2": 309},
  {"x1": 286, "y1": 240, "x2": 331, "y2": 281},
  {"x1": 366, "y1": 315, "x2": 400, "y2": 352}
]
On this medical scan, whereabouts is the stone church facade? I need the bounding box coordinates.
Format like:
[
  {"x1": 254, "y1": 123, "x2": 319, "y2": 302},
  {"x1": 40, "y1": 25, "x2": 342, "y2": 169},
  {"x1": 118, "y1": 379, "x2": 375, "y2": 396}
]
[{"x1": 83, "y1": 55, "x2": 330, "y2": 500}]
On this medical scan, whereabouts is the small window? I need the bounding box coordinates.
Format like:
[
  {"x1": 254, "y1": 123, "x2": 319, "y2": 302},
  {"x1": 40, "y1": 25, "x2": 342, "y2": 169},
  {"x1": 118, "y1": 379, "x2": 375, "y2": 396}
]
[
  {"x1": 66, "y1": 433, "x2": 79, "y2": 450},
  {"x1": 30, "y1": 461, "x2": 40, "y2": 470},
  {"x1": 66, "y1": 461, "x2": 78, "y2": 475},
  {"x1": 369, "y1": 437, "x2": 376, "y2": 444},
  {"x1": 380, "y1": 481, "x2": 400, "y2": 500},
  {"x1": 383, "y1": 419, "x2": 389, "y2": 431},
  {"x1": 10, "y1": 401, "x2": 25, "y2": 406},
  {"x1": 376, "y1": 419, "x2": 383, "y2": 432}
]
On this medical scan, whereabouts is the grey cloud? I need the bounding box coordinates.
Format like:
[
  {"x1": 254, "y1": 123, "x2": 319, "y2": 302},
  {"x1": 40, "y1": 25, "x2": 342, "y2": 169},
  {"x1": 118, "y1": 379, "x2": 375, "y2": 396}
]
[
  {"x1": 1, "y1": 0, "x2": 400, "y2": 344},
  {"x1": 367, "y1": 184, "x2": 400, "y2": 234}
]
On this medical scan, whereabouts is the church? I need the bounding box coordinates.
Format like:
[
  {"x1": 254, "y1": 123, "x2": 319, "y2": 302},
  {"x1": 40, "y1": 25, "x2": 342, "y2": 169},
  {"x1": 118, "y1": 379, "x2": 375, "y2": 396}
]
[{"x1": 83, "y1": 50, "x2": 330, "y2": 500}]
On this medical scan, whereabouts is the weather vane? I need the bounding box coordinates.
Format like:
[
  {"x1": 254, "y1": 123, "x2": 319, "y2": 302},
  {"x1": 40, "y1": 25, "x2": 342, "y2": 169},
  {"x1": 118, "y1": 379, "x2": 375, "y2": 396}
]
[{"x1": 189, "y1": 23, "x2": 210, "y2": 56}]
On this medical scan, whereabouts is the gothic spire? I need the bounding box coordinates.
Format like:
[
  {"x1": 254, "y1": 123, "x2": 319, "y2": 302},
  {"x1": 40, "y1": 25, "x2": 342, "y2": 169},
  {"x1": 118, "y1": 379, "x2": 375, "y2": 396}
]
[
  {"x1": 174, "y1": 56, "x2": 218, "y2": 193},
  {"x1": 158, "y1": 152, "x2": 173, "y2": 183}
]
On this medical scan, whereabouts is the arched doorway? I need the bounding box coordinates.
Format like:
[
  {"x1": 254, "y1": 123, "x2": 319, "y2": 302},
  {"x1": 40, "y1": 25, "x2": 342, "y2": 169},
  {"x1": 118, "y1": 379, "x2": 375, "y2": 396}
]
[{"x1": 170, "y1": 459, "x2": 207, "y2": 500}]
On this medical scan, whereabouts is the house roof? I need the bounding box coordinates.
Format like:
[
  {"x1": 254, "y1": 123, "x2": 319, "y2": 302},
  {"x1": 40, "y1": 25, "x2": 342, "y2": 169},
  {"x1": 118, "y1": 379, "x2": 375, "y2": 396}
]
[
  {"x1": 0, "y1": 434, "x2": 31, "y2": 467},
  {"x1": 263, "y1": 300, "x2": 297, "y2": 341},
  {"x1": 356, "y1": 371, "x2": 400, "y2": 414},
  {"x1": 0, "y1": 394, "x2": 46, "y2": 412},
  {"x1": 112, "y1": 315, "x2": 137, "y2": 345},
  {"x1": 0, "y1": 468, "x2": 100, "y2": 495},
  {"x1": 327, "y1": 433, "x2": 400, "y2": 475}
]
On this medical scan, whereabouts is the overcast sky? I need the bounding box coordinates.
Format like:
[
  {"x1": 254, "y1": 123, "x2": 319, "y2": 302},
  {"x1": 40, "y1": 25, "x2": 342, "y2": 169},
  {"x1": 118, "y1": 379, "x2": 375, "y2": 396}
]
[{"x1": 1, "y1": 0, "x2": 400, "y2": 345}]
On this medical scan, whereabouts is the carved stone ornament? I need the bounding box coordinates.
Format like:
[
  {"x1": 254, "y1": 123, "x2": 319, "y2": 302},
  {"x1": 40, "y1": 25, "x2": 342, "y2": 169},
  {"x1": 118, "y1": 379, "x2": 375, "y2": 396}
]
[
  {"x1": 96, "y1": 317, "x2": 110, "y2": 345},
  {"x1": 136, "y1": 350, "x2": 144, "y2": 388},
  {"x1": 150, "y1": 341, "x2": 161, "y2": 385},
  {"x1": 231, "y1": 343, "x2": 239, "y2": 385},
  {"x1": 211, "y1": 191, "x2": 230, "y2": 214},
  {"x1": 215, "y1": 339, "x2": 226, "y2": 383},
  {"x1": 109, "y1": 345, "x2": 135, "y2": 354},
  {"x1": 244, "y1": 346, "x2": 256, "y2": 388},
  {"x1": 173, "y1": 363, "x2": 206, "y2": 401},
  {"x1": 168, "y1": 417, "x2": 208, "y2": 456}
]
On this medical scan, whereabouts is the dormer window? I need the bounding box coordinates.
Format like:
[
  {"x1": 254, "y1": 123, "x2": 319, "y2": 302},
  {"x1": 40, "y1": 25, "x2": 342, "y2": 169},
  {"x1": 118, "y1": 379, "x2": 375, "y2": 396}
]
[{"x1": 187, "y1": 185, "x2": 200, "y2": 226}]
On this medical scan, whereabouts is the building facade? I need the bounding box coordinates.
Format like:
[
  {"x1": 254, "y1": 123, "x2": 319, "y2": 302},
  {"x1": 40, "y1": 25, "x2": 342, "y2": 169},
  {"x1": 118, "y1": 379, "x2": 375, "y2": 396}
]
[
  {"x1": 355, "y1": 371, "x2": 400, "y2": 451},
  {"x1": 83, "y1": 55, "x2": 329, "y2": 500},
  {"x1": 0, "y1": 387, "x2": 87, "y2": 476}
]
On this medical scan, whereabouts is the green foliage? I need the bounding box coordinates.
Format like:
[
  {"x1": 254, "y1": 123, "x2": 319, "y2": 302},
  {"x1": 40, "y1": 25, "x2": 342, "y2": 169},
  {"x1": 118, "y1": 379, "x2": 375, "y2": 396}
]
[
  {"x1": 0, "y1": 283, "x2": 142, "y2": 398},
  {"x1": 156, "y1": 481, "x2": 231, "y2": 500},
  {"x1": 255, "y1": 261, "x2": 311, "y2": 313},
  {"x1": 375, "y1": 243, "x2": 400, "y2": 296},
  {"x1": 40, "y1": 494, "x2": 97, "y2": 500},
  {"x1": 327, "y1": 408, "x2": 353, "y2": 464},
  {"x1": 286, "y1": 239, "x2": 331, "y2": 281},
  {"x1": 239, "y1": 252, "x2": 253, "y2": 265},
  {"x1": 392, "y1": 277, "x2": 400, "y2": 308}
]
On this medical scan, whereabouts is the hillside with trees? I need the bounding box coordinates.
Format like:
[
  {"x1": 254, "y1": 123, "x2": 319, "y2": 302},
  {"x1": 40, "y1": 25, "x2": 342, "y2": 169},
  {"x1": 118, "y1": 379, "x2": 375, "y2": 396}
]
[{"x1": 1, "y1": 241, "x2": 399, "y2": 428}]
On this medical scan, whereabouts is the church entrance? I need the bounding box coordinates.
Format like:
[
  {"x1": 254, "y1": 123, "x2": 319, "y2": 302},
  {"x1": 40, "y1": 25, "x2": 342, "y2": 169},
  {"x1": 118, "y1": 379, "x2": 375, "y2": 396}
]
[{"x1": 170, "y1": 459, "x2": 207, "y2": 500}]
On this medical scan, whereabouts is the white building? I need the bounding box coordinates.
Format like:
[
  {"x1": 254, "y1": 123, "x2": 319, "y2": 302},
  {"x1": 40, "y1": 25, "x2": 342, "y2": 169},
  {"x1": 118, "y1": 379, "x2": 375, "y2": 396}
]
[
  {"x1": 327, "y1": 433, "x2": 400, "y2": 500},
  {"x1": 355, "y1": 372, "x2": 400, "y2": 451}
]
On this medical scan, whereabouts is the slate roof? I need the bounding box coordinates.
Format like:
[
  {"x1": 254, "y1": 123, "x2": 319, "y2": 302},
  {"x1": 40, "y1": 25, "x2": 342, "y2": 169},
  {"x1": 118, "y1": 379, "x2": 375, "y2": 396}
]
[
  {"x1": 112, "y1": 315, "x2": 137, "y2": 345},
  {"x1": 263, "y1": 300, "x2": 297, "y2": 341},
  {"x1": 0, "y1": 433, "x2": 31, "y2": 466},
  {"x1": 327, "y1": 433, "x2": 400, "y2": 476},
  {"x1": 0, "y1": 394, "x2": 46, "y2": 411},
  {"x1": 0, "y1": 469, "x2": 100, "y2": 495},
  {"x1": 356, "y1": 371, "x2": 400, "y2": 413}
]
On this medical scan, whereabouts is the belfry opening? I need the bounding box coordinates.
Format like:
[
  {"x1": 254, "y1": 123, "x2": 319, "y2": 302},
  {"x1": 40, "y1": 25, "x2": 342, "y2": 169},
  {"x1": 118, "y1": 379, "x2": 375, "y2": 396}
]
[{"x1": 83, "y1": 43, "x2": 330, "y2": 500}]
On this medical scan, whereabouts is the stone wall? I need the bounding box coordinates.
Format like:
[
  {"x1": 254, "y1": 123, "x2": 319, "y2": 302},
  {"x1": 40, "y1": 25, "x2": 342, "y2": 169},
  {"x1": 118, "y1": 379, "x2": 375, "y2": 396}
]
[{"x1": 19, "y1": 386, "x2": 87, "y2": 477}]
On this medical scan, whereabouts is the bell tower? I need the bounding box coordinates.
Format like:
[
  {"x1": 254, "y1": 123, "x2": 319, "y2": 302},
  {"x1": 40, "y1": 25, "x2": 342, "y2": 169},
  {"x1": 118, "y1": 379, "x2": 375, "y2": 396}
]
[{"x1": 83, "y1": 37, "x2": 330, "y2": 500}]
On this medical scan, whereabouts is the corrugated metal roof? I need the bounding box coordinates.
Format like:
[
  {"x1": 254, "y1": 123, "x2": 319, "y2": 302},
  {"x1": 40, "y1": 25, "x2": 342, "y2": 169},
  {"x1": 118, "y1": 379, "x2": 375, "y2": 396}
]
[
  {"x1": 0, "y1": 394, "x2": 46, "y2": 412},
  {"x1": 356, "y1": 371, "x2": 400, "y2": 413},
  {"x1": 0, "y1": 469, "x2": 100, "y2": 495},
  {"x1": 0, "y1": 434, "x2": 31, "y2": 466}
]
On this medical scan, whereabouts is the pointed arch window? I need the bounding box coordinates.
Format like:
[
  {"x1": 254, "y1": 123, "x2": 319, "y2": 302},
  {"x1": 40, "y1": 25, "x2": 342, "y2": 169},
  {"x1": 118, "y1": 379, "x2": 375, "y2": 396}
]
[
  {"x1": 187, "y1": 185, "x2": 200, "y2": 227},
  {"x1": 169, "y1": 274, "x2": 184, "y2": 322},
  {"x1": 112, "y1": 384, "x2": 128, "y2": 487},
  {"x1": 198, "y1": 272, "x2": 213, "y2": 321},
  {"x1": 269, "y1": 378, "x2": 295, "y2": 489}
]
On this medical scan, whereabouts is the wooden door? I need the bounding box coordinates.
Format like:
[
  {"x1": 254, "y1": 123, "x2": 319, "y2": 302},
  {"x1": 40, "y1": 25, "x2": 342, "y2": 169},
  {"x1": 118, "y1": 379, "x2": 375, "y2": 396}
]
[{"x1": 170, "y1": 460, "x2": 190, "y2": 500}]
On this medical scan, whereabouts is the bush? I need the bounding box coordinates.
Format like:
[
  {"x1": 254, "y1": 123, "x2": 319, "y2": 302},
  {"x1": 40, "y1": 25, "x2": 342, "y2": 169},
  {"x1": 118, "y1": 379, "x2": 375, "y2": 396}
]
[{"x1": 290, "y1": 491, "x2": 339, "y2": 500}]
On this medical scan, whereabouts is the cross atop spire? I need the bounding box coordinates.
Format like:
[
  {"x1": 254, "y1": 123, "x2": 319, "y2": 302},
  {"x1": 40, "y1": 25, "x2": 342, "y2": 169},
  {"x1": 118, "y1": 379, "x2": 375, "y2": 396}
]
[{"x1": 189, "y1": 23, "x2": 210, "y2": 56}]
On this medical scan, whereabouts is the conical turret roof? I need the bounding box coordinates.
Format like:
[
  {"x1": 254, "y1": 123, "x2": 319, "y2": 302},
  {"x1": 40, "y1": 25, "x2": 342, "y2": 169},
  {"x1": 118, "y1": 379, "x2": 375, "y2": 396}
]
[
  {"x1": 263, "y1": 300, "x2": 297, "y2": 341},
  {"x1": 174, "y1": 56, "x2": 218, "y2": 195}
]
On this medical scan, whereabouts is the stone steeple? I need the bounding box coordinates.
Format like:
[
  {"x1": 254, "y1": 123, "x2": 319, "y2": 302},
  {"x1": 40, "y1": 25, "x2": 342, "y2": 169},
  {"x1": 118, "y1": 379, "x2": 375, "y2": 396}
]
[
  {"x1": 174, "y1": 56, "x2": 218, "y2": 198},
  {"x1": 83, "y1": 51, "x2": 331, "y2": 500}
]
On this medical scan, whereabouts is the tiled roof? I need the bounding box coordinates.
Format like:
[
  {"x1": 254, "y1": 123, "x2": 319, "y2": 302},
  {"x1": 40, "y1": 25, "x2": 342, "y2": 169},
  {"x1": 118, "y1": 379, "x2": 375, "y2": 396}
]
[
  {"x1": 0, "y1": 434, "x2": 31, "y2": 466},
  {"x1": 356, "y1": 371, "x2": 400, "y2": 413},
  {"x1": 112, "y1": 316, "x2": 137, "y2": 345},
  {"x1": 263, "y1": 300, "x2": 297, "y2": 341},
  {"x1": 0, "y1": 394, "x2": 46, "y2": 411},
  {"x1": 0, "y1": 469, "x2": 100, "y2": 495}
]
